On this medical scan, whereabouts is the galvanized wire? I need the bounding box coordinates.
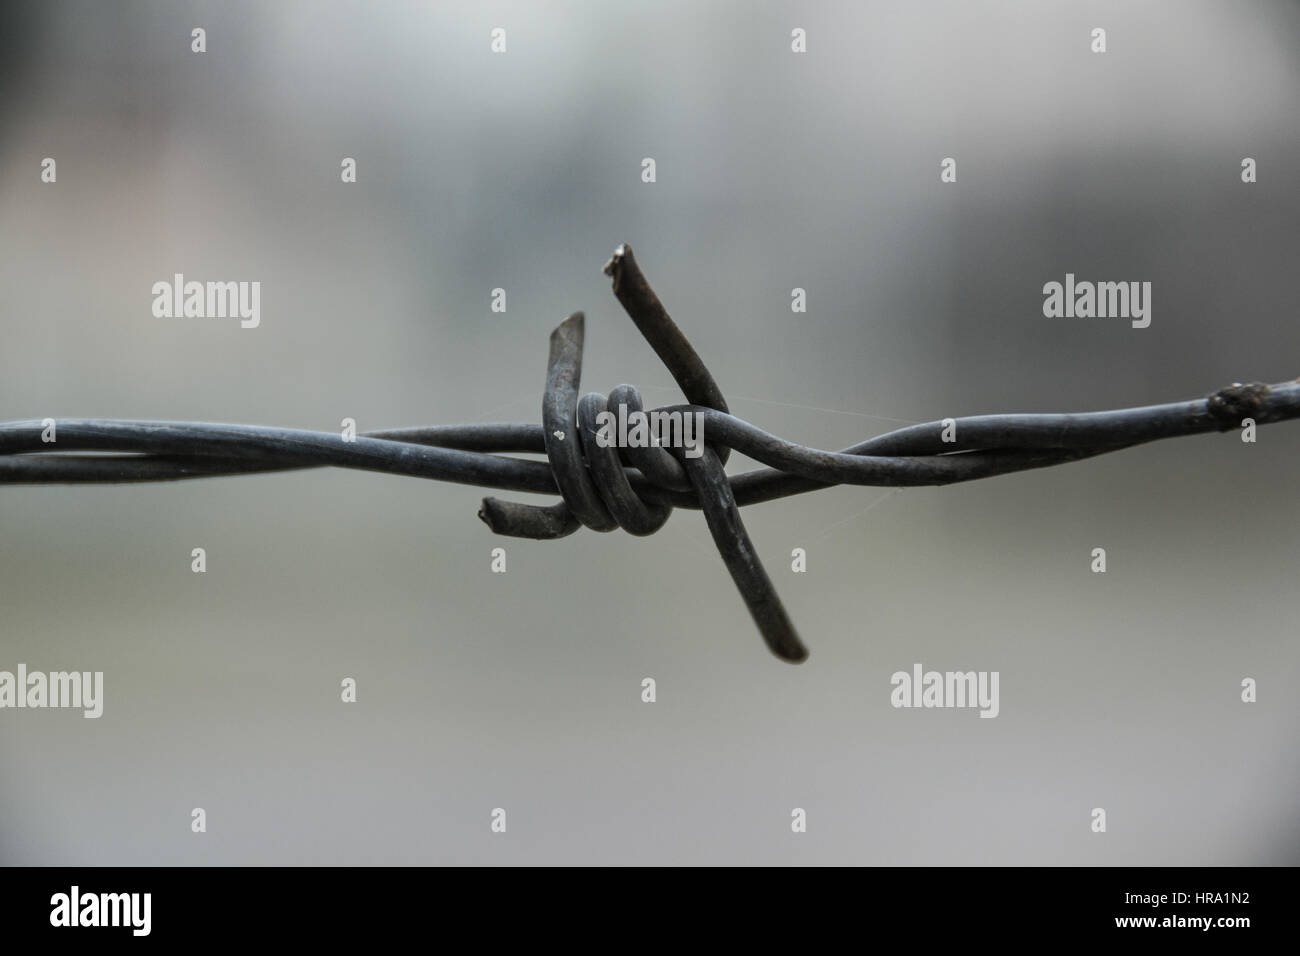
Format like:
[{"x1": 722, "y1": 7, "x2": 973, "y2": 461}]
[{"x1": 2, "y1": 244, "x2": 1296, "y2": 662}]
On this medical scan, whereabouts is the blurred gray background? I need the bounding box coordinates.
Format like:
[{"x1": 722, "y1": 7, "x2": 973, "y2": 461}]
[{"x1": 2, "y1": 0, "x2": 1298, "y2": 865}]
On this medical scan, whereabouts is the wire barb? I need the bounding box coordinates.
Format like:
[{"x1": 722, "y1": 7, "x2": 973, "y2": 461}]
[{"x1": 3, "y1": 244, "x2": 1299, "y2": 663}]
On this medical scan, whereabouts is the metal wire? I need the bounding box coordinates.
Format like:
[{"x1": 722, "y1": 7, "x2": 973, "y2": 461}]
[{"x1": 3, "y1": 244, "x2": 1296, "y2": 662}]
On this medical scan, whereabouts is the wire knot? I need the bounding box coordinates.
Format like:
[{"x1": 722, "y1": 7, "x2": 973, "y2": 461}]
[
  {"x1": 478, "y1": 244, "x2": 808, "y2": 662},
  {"x1": 478, "y1": 321, "x2": 703, "y2": 539}
]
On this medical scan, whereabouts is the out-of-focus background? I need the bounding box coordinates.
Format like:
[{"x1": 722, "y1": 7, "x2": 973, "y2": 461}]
[{"x1": 1, "y1": 0, "x2": 1298, "y2": 865}]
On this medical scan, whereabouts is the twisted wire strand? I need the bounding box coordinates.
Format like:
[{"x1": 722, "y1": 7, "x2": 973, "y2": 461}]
[{"x1": 2, "y1": 244, "x2": 1296, "y2": 662}]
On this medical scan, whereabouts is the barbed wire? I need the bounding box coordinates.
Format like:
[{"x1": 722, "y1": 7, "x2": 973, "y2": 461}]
[{"x1": 3, "y1": 244, "x2": 1296, "y2": 663}]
